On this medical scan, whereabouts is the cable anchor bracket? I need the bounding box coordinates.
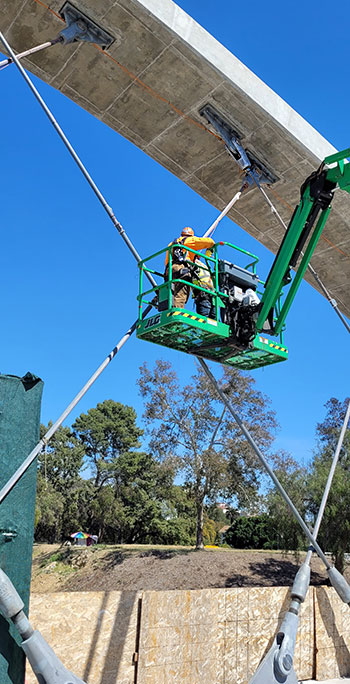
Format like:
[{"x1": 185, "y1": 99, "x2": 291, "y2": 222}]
[
  {"x1": 199, "y1": 104, "x2": 277, "y2": 191},
  {"x1": 59, "y1": 2, "x2": 114, "y2": 48}
]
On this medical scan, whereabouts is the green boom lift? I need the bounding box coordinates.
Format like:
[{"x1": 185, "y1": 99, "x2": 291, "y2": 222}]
[{"x1": 136, "y1": 149, "x2": 350, "y2": 370}]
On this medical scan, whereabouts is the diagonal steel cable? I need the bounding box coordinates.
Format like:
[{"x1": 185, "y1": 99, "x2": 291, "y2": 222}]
[
  {"x1": 198, "y1": 357, "x2": 350, "y2": 603},
  {"x1": 0, "y1": 31, "x2": 241, "y2": 501},
  {"x1": 2, "y1": 31, "x2": 350, "y2": 600},
  {"x1": 0, "y1": 307, "x2": 152, "y2": 504},
  {"x1": 248, "y1": 400, "x2": 350, "y2": 684}
]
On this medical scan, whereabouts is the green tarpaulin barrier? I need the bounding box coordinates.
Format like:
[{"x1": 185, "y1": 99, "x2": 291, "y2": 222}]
[{"x1": 0, "y1": 373, "x2": 43, "y2": 684}]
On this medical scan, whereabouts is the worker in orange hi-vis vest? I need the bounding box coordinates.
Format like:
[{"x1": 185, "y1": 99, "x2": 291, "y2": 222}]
[{"x1": 164, "y1": 227, "x2": 215, "y2": 308}]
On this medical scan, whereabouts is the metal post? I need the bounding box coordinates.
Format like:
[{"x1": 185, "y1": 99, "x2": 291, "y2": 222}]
[{"x1": 307, "y1": 399, "x2": 350, "y2": 555}]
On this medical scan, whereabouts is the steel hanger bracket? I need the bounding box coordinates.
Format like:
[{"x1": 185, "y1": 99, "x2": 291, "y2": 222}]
[
  {"x1": 200, "y1": 104, "x2": 278, "y2": 187},
  {"x1": 59, "y1": 1, "x2": 114, "y2": 48}
]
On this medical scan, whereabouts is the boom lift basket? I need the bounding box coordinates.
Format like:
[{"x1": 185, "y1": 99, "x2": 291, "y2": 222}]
[{"x1": 136, "y1": 242, "x2": 288, "y2": 370}]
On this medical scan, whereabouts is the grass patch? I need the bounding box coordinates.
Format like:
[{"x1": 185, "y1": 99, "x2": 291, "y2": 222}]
[{"x1": 40, "y1": 551, "x2": 67, "y2": 568}]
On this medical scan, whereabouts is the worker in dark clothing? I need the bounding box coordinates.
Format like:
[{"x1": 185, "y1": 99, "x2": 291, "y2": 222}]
[
  {"x1": 192, "y1": 250, "x2": 216, "y2": 318},
  {"x1": 164, "y1": 227, "x2": 215, "y2": 308}
]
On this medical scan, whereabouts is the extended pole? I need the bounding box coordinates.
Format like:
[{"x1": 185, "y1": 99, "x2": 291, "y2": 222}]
[
  {"x1": 203, "y1": 191, "x2": 242, "y2": 238},
  {"x1": 0, "y1": 37, "x2": 63, "y2": 71}
]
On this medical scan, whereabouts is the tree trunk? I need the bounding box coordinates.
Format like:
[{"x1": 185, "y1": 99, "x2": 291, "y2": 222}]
[
  {"x1": 334, "y1": 550, "x2": 344, "y2": 574},
  {"x1": 196, "y1": 499, "x2": 204, "y2": 550}
]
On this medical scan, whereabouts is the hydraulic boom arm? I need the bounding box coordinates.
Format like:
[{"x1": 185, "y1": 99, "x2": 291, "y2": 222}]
[{"x1": 256, "y1": 148, "x2": 350, "y2": 335}]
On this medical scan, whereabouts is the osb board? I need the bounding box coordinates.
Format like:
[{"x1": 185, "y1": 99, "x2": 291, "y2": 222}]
[
  {"x1": 26, "y1": 586, "x2": 350, "y2": 683},
  {"x1": 27, "y1": 591, "x2": 141, "y2": 684},
  {"x1": 137, "y1": 587, "x2": 314, "y2": 684},
  {"x1": 315, "y1": 586, "x2": 350, "y2": 681}
]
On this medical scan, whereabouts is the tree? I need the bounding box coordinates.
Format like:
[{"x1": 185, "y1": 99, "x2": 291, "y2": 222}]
[
  {"x1": 225, "y1": 513, "x2": 276, "y2": 549},
  {"x1": 308, "y1": 397, "x2": 350, "y2": 572},
  {"x1": 112, "y1": 450, "x2": 173, "y2": 543},
  {"x1": 158, "y1": 485, "x2": 196, "y2": 545},
  {"x1": 35, "y1": 472, "x2": 65, "y2": 541},
  {"x1": 73, "y1": 400, "x2": 182, "y2": 544},
  {"x1": 38, "y1": 423, "x2": 84, "y2": 493},
  {"x1": 138, "y1": 360, "x2": 277, "y2": 549},
  {"x1": 72, "y1": 400, "x2": 143, "y2": 487},
  {"x1": 35, "y1": 424, "x2": 86, "y2": 541},
  {"x1": 265, "y1": 451, "x2": 309, "y2": 554},
  {"x1": 36, "y1": 400, "x2": 199, "y2": 545}
]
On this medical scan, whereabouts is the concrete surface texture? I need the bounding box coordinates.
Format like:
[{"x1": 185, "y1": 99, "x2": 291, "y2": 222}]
[
  {"x1": 26, "y1": 586, "x2": 350, "y2": 683},
  {"x1": 2, "y1": 0, "x2": 350, "y2": 317}
]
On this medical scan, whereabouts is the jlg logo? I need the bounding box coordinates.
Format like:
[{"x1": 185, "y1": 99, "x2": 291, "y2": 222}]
[{"x1": 145, "y1": 314, "x2": 161, "y2": 329}]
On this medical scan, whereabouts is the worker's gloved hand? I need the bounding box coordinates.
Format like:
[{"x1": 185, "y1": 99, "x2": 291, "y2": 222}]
[
  {"x1": 151, "y1": 293, "x2": 159, "y2": 309},
  {"x1": 205, "y1": 248, "x2": 213, "y2": 258},
  {"x1": 179, "y1": 267, "x2": 192, "y2": 282}
]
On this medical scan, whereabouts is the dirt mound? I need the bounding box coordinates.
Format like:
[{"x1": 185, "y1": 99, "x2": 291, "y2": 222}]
[{"x1": 31, "y1": 544, "x2": 333, "y2": 594}]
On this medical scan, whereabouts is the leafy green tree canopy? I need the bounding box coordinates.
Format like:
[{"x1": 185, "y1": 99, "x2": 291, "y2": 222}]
[
  {"x1": 72, "y1": 400, "x2": 143, "y2": 487},
  {"x1": 138, "y1": 360, "x2": 277, "y2": 549},
  {"x1": 265, "y1": 451, "x2": 309, "y2": 554}
]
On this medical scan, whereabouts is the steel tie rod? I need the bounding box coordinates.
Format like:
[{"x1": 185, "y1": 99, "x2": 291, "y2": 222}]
[
  {"x1": 0, "y1": 306, "x2": 152, "y2": 505},
  {"x1": 3, "y1": 31, "x2": 349, "y2": 600},
  {"x1": 0, "y1": 37, "x2": 63, "y2": 71},
  {"x1": 198, "y1": 357, "x2": 350, "y2": 602},
  {"x1": 0, "y1": 31, "x2": 239, "y2": 499},
  {"x1": 249, "y1": 400, "x2": 350, "y2": 684}
]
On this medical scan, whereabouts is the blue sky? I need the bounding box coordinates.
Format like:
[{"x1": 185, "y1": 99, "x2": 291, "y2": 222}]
[{"x1": 1, "y1": 0, "x2": 349, "y2": 465}]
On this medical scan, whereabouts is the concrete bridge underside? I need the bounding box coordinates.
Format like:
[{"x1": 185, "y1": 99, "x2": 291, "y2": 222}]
[{"x1": 2, "y1": 0, "x2": 349, "y2": 317}]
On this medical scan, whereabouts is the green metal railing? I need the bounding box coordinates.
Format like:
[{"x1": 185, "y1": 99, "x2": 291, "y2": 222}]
[
  {"x1": 137, "y1": 240, "x2": 287, "y2": 346},
  {"x1": 138, "y1": 241, "x2": 258, "y2": 320}
]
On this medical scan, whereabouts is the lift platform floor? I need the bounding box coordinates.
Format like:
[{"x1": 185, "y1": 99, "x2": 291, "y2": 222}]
[{"x1": 137, "y1": 308, "x2": 288, "y2": 370}]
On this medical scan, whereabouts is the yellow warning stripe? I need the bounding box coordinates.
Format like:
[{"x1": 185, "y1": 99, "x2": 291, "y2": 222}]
[
  {"x1": 258, "y1": 337, "x2": 288, "y2": 353},
  {"x1": 162, "y1": 312, "x2": 288, "y2": 352},
  {"x1": 167, "y1": 311, "x2": 206, "y2": 324}
]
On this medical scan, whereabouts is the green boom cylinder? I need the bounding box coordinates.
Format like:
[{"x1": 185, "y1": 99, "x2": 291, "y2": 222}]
[{"x1": 0, "y1": 373, "x2": 43, "y2": 684}]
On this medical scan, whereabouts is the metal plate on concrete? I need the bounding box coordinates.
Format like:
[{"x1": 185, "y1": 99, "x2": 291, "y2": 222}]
[{"x1": 2, "y1": 0, "x2": 349, "y2": 316}]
